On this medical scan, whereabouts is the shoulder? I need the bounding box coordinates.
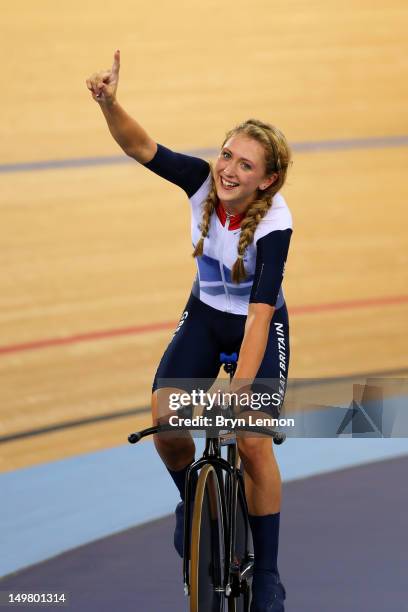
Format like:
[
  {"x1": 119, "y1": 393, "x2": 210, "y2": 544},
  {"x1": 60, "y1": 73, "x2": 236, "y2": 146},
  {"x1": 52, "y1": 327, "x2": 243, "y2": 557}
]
[
  {"x1": 254, "y1": 192, "x2": 293, "y2": 242},
  {"x1": 189, "y1": 171, "x2": 213, "y2": 206},
  {"x1": 143, "y1": 143, "x2": 211, "y2": 198}
]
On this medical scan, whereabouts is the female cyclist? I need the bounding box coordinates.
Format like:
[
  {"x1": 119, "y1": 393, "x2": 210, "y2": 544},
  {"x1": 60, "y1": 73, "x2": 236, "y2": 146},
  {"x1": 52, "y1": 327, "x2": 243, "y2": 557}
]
[{"x1": 87, "y1": 50, "x2": 292, "y2": 612}]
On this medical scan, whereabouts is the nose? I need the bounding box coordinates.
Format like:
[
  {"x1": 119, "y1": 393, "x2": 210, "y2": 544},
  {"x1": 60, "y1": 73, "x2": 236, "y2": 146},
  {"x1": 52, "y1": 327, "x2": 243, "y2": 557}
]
[{"x1": 223, "y1": 160, "x2": 237, "y2": 178}]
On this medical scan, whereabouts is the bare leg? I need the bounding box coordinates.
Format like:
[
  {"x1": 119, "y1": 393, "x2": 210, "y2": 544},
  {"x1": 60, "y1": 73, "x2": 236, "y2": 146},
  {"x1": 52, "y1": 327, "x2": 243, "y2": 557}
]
[
  {"x1": 237, "y1": 436, "x2": 281, "y2": 515},
  {"x1": 152, "y1": 388, "x2": 195, "y2": 471},
  {"x1": 152, "y1": 388, "x2": 197, "y2": 558}
]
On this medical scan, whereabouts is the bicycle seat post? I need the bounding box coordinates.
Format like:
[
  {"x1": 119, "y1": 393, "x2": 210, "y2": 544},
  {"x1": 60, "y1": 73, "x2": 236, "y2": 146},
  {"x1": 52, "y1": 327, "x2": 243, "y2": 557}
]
[{"x1": 220, "y1": 352, "x2": 238, "y2": 381}]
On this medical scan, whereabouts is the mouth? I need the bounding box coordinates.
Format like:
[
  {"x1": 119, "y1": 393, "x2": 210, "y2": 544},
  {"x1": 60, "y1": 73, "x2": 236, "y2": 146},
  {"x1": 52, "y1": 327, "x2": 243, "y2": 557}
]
[{"x1": 220, "y1": 176, "x2": 240, "y2": 190}]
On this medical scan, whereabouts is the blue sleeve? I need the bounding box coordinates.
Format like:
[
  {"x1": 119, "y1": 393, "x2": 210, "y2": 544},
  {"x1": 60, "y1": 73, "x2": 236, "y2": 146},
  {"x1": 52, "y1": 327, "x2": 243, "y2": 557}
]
[
  {"x1": 142, "y1": 143, "x2": 211, "y2": 198},
  {"x1": 249, "y1": 229, "x2": 292, "y2": 307}
]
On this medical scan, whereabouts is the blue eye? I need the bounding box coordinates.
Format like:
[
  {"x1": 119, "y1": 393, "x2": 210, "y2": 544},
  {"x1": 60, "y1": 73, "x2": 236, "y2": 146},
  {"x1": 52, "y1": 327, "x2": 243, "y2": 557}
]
[
  {"x1": 222, "y1": 151, "x2": 231, "y2": 159},
  {"x1": 241, "y1": 162, "x2": 251, "y2": 170}
]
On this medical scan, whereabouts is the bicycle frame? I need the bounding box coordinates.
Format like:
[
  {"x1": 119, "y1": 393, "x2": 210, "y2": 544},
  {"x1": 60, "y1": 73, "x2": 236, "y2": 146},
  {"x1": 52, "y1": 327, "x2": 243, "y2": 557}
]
[{"x1": 182, "y1": 429, "x2": 249, "y2": 599}]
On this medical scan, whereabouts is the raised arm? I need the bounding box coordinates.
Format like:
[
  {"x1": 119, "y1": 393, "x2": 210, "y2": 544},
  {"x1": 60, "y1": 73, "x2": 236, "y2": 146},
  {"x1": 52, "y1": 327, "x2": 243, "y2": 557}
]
[{"x1": 86, "y1": 50, "x2": 157, "y2": 164}]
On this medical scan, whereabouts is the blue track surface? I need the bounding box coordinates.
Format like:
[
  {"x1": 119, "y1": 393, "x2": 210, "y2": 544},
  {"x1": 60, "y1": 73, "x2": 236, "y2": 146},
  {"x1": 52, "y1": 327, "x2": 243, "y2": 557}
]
[
  {"x1": 1, "y1": 454, "x2": 407, "y2": 611},
  {"x1": 2, "y1": 437, "x2": 408, "y2": 577},
  {"x1": 1, "y1": 135, "x2": 407, "y2": 173}
]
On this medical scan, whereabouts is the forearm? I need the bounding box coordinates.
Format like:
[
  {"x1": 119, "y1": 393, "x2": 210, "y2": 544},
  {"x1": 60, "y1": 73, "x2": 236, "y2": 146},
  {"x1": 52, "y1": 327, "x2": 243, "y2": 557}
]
[
  {"x1": 233, "y1": 307, "x2": 274, "y2": 384},
  {"x1": 99, "y1": 99, "x2": 156, "y2": 163}
]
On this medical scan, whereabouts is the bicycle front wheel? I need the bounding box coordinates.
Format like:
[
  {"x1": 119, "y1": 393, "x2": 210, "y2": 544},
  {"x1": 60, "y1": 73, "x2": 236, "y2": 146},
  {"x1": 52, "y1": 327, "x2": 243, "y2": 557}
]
[{"x1": 190, "y1": 464, "x2": 226, "y2": 612}]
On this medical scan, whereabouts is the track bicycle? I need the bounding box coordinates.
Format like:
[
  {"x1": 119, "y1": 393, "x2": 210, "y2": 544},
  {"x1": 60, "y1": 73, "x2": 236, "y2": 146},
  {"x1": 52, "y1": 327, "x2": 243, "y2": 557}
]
[{"x1": 128, "y1": 353, "x2": 286, "y2": 611}]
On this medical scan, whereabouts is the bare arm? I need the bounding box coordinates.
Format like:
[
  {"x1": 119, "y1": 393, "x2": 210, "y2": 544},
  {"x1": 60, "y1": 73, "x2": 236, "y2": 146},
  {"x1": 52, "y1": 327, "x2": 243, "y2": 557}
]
[
  {"x1": 99, "y1": 100, "x2": 157, "y2": 163},
  {"x1": 86, "y1": 50, "x2": 157, "y2": 164},
  {"x1": 232, "y1": 302, "x2": 275, "y2": 388}
]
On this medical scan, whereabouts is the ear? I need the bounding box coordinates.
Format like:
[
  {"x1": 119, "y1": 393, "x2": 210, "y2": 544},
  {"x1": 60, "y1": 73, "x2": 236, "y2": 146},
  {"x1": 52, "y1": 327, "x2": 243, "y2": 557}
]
[{"x1": 259, "y1": 172, "x2": 278, "y2": 191}]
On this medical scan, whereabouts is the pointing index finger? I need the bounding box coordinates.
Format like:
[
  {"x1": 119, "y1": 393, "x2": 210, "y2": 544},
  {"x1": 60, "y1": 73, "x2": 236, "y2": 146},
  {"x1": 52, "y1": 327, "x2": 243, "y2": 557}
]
[{"x1": 112, "y1": 49, "x2": 120, "y2": 76}]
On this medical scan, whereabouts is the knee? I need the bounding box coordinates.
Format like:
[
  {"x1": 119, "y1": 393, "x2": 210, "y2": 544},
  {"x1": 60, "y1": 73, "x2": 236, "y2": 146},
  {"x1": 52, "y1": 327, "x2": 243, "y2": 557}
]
[
  {"x1": 237, "y1": 436, "x2": 273, "y2": 471},
  {"x1": 151, "y1": 387, "x2": 188, "y2": 425},
  {"x1": 151, "y1": 390, "x2": 195, "y2": 464}
]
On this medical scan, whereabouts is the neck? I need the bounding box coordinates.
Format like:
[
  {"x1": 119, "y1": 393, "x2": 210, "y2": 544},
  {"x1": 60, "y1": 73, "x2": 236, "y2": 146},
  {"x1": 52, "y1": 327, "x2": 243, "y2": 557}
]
[{"x1": 219, "y1": 197, "x2": 252, "y2": 216}]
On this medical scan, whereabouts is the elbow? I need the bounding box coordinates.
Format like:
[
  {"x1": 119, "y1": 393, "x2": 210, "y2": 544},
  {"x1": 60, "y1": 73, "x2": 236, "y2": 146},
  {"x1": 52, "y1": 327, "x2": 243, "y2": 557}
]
[
  {"x1": 123, "y1": 146, "x2": 139, "y2": 160},
  {"x1": 125, "y1": 139, "x2": 157, "y2": 164},
  {"x1": 248, "y1": 302, "x2": 275, "y2": 325}
]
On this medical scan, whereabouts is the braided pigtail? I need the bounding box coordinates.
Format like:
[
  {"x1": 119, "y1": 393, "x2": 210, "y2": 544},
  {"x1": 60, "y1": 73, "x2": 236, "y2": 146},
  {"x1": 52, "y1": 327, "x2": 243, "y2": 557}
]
[
  {"x1": 224, "y1": 118, "x2": 292, "y2": 283},
  {"x1": 193, "y1": 119, "x2": 291, "y2": 281},
  {"x1": 192, "y1": 164, "x2": 217, "y2": 257},
  {"x1": 231, "y1": 193, "x2": 271, "y2": 283}
]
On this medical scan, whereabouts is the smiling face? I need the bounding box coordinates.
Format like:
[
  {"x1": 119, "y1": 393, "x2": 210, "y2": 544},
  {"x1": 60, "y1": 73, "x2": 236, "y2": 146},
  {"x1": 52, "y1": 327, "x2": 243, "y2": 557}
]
[{"x1": 214, "y1": 134, "x2": 278, "y2": 214}]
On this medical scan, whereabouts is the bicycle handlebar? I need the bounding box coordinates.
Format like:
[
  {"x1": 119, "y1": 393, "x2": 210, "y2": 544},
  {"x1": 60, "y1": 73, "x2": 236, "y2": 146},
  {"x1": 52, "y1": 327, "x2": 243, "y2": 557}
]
[
  {"x1": 129, "y1": 355, "x2": 287, "y2": 445},
  {"x1": 128, "y1": 431, "x2": 142, "y2": 444},
  {"x1": 128, "y1": 423, "x2": 286, "y2": 445}
]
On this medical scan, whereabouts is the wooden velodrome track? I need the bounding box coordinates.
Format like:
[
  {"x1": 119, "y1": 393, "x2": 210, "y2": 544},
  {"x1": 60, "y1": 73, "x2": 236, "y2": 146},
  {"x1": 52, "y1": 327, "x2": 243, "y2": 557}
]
[{"x1": 1, "y1": 0, "x2": 407, "y2": 473}]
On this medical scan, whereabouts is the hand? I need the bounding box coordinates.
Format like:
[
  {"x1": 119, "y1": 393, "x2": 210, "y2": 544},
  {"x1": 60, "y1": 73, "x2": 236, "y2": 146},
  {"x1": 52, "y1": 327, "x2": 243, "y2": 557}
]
[
  {"x1": 86, "y1": 50, "x2": 120, "y2": 105},
  {"x1": 230, "y1": 380, "x2": 253, "y2": 416}
]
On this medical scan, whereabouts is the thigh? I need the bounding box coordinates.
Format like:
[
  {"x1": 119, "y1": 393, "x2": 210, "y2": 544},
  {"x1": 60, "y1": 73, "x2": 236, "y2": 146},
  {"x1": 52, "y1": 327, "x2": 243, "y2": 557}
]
[
  {"x1": 253, "y1": 303, "x2": 290, "y2": 416},
  {"x1": 257, "y1": 303, "x2": 290, "y2": 378},
  {"x1": 152, "y1": 294, "x2": 222, "y2": 393}
]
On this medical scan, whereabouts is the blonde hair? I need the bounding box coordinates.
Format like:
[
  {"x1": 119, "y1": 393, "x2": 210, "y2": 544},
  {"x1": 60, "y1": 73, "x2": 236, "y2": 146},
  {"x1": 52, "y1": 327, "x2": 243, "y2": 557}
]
[{"x1": 193, "y1": 119, "x2": 292, "y2": 283}]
